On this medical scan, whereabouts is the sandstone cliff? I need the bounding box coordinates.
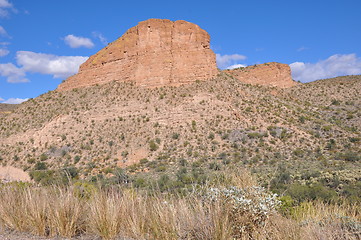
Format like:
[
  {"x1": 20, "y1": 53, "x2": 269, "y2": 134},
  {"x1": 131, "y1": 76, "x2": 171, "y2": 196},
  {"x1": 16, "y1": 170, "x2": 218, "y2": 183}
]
[
  {"x1": 225, "y1": 62, "x2": 297, "y2": 88},
  {"x1": 58, "y1": 19, "x2": 218, "y2": 91}
]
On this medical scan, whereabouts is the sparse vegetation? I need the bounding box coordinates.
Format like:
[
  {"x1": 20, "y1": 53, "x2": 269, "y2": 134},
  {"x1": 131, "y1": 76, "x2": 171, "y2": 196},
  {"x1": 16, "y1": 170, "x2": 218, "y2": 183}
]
[{"x1": 0, "y1": 74, "x2": 360, "y2": 239}]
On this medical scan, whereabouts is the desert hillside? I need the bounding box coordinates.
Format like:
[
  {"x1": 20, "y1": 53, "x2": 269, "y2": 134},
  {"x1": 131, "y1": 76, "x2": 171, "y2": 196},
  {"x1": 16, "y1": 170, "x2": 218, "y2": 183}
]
[
  {"x1": 0, "y1": 74, "x2": 360, "y2": 188},
  {"x1": 0, "y1": 103, "x2": 18, "y2": 117}
]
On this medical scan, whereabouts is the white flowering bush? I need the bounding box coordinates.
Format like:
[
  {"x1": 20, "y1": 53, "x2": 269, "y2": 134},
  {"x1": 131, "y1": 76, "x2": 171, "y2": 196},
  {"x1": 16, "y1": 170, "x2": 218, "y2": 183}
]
[{"x1": 206, "y1": 186, "x2": 280, "y2": 238}]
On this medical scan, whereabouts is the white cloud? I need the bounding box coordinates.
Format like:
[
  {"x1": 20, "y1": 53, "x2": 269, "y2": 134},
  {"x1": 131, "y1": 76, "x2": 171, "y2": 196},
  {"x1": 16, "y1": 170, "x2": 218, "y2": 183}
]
[
  {"x1": 2, "y1": 97, "x2": 29, "y2": 104},
  {"x1": 92, "y1": 31, "x2": 108, "y2": 45},
  {"x1": 0, "y1": 25, "x2": 8, "y2": 36},
  {"x1": 297, "y1": 46, "x2": 309, "y2": 52},
  {"x1": 227, "y1": 64, "x2": 247, "y2": 70},
  {"x1": 64, "y1": 34, "x2": 94, "y2": 48},
  {"x1": 0, "y1": 97, "x2": 4, "y2": 101},
  {"x1": 16, "y1": 51, "x2": 88, "y2": 78},
  {"x1": 0, "y1": 63, "x2": 28, "y2": 83},
  {"x1": 290, "y1": 54, "x2": 361, "y2": 82},
  {"x1": 0, "y1": 0, "x2": 14, "y2": 18},
  {"x1": 0, "y1": 48, "x2": 9, "y2": 56},
  {"x1": 0, "y1": 0, "x2": 11, "y2": 7},
  {"x1": 216, "y1": 53, "x2": 247, "y2": 69}
]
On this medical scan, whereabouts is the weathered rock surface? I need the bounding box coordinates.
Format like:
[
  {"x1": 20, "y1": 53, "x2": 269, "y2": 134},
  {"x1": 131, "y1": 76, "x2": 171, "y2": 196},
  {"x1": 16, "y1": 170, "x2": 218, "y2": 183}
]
[
  {"x1": 225, "y1": 62, "x2": 297, "y2": 88},
  {"x1": 58, "y1": 19, "x2": 218, "y2": 91}
]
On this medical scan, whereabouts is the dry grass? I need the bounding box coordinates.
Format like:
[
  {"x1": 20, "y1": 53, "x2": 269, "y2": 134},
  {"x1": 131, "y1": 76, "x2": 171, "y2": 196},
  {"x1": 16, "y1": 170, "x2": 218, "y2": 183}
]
[
  {"x1": 0, "y1": 183, "x2": 359, "y2": 240},
  {"x1": 291, "y1": 200, "x2": 361, "y2": 222}
]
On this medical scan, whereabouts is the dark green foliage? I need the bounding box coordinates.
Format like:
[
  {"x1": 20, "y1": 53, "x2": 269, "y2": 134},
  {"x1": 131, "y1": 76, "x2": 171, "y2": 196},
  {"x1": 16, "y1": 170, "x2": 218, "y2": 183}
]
[
  {"x1": 208, "y1": 132, "x2": 215, "y2": 140},
  {"x1": 209, "y1": 161, "x2": 221, "y2": 170},
  {"x1": 298, "y1": 116, "x2": 306, "y2": 123},
  {"x1": 39, "y1": 153, "x2": 48, "y2": 161},
  {"x1": 349, "y1": 137, "x2": 360, "y2": 143},
  {"x1": 29, "y1": 170, "x2": 55, "y2": 185},
  {"x1": 34, "y1": 161, "x2": 47, "y2": 170},
  {"x1": 139, "y1": 158, "x2": 148, "y2": 165},
  {"x1": 287, "y1": 183, "x2": 337, "y2": 203},
  {"x1": 133, "y1": 177, "x2": 147, "y2": 188},
  {"x1": 158, "y1": 174, "x2": 171, "y2": 192},
  {"x1": 62, "y1": 166, "x2": 79, "y2": 179},
  {"x1": 331, "y1": 99, "x2": 341, "y2": 105},
  {"x1": 172, "y1": 133, "x2": 180, "y2": 140},
  {"x1": 149, "y1": 140, "x2": 159, "y2": 151},
  {"x1": 293, "y1": 148, "x2": 304, "y2": 157},
  {"x1": 74, "y1": 155, "x2": 81, "y2": 164},
  {"x1": 336, "y1": 151, "x2": 360, "y2": 162},
  {"x1": 110, "y1": 168, "x2": 129, "y2": 184},
  {"x1": 179, "y1": 158, "x2": 187, "y2": 166},
  {"x1": 341, "y1": 182, "x2": 361, "y2": 203}
]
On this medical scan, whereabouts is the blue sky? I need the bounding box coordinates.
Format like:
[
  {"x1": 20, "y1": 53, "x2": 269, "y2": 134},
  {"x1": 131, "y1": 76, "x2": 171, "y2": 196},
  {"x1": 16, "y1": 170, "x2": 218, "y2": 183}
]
[{"x1": 1, "y1": 0, "x2": 361, "y2": 103}]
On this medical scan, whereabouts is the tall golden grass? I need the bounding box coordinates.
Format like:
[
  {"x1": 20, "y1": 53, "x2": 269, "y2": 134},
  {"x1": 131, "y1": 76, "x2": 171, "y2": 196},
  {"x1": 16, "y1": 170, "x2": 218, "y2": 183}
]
[{"x1": 0, "y1": 169, "x2": 359, "y2": 239}]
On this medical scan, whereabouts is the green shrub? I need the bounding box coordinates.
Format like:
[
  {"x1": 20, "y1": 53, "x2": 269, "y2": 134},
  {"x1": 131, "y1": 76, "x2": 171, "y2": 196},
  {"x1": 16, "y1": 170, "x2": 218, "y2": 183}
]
[
  {"x1": 74, "y1": 155, "x2": 81, "y2": 164},
  {"x1": 349, "y1": 137, "x2": 360, "y2": 143},
  {"x1": 287, "y1": 183, "x2": 337, "y2": 203},
  {"x1": 139, "y1": 158, "x2": 149, "y2": 165},
  {"x1": 29, "y1": 170, "x2": 55, "y2": 185},
  {"x1": 172, "y1": 133, "x2": 179, "y2": 140},
  {"x1": 39, "y1": 153, "x2": 48, "y2": 161},
  {"x1": 34, "y1": 161, "x2": 47, "y2": 170},
  {"x1": 149, "y1": 140, "x2": 159, "y2": 151},
  {"x1": 336, "y1": 151, "x2": 360, "y2": 162}
]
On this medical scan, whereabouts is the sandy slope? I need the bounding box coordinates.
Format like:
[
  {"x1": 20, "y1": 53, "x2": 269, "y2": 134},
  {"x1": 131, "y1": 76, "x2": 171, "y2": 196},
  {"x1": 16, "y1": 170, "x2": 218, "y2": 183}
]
[{"x1": 0, "y1": 166, "x2": 30, "y2": 182}]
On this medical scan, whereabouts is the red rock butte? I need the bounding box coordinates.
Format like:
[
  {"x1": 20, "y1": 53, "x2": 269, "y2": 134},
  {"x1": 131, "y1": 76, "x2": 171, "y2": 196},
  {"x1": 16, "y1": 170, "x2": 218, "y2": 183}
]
[
  {"x1": 224, "y1": 62, "x2": 297, "y2": 88},
  {"x1": 57, "y1": 19, "x2": 219, "y2": 91}
]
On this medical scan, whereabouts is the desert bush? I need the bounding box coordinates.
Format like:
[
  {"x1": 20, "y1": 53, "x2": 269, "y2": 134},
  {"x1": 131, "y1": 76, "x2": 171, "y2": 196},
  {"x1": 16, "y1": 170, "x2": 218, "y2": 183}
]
[
  {"x1": 149, "y1": 140, "x2": 159, "y2": 151},
  {"x1": 336, "y1": 151, "x2": 360, "y2": 162},
  {"x1": 287, "y1": 183, "x2": 337, "y2": 203},
  {"x1": 34, "y1": 161, "x2": 47, "y2": 170},
  {"x1": 206, "y1": 186, "x2": 280, "y2": 238}
]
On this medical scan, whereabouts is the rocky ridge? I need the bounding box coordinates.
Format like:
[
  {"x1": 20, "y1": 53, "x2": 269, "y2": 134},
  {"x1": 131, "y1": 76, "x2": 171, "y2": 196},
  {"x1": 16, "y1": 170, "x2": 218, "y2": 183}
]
[
  {"x1": 225, "y1": 62, "x2": 297, "y2": 88},
  {"x1": 58, "y1": 19, "x2": 218, "y2": 91}
]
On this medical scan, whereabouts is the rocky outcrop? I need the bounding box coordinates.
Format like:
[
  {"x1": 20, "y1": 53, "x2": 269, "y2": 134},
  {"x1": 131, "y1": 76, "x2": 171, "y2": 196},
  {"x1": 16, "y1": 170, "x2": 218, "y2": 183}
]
[
  {"x1": 225, "y1": 62, "x2": 297, "y2": 88},
  {"x1": 58, "y1": 19, "x2": 218, "y2": 91}
]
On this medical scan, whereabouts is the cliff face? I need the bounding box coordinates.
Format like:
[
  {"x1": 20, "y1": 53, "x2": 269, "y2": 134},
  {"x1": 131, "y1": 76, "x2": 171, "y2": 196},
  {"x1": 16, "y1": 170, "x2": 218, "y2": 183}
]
[
  {"x1": 225, "y1": 62, "x2": 297, "y2": 88},
  {"x1": 57, "y1": 19, "x2": 218, "y2": 91}
]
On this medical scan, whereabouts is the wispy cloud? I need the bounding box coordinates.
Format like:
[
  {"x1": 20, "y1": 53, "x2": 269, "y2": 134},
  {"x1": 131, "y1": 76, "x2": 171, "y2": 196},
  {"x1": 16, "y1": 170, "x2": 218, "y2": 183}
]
[
  {"x1": 64, "y1": 34, "x2": 94, "y2": 48},
  {"x1": 16, "y1": 51, "x2": 88, "y2": 78},
  {"x1": 216, "y1": 53, "x2": 247, "y2": 69},
  {"x1": 0, "y1": 25, "x2": 9, "y2": 37},
  {"x1": 92, "y1": 31, "x2": 108, "y2": 45},
  {"x1": 290, "y1": 54, "x2": 361, "y2": 82},
  {"x1": 0, "y1": 48, "x2": 9, "y2": 56},
  {"x1": 0, "y1": 63, "x2": 28, "y2": 83},
  {"x1": 0, "y1": 96, "x2": 4, "y2": 101},
  {"x1": 0, "y1": 0, "x2": 16, "y2": 18},
  {"x1": 1, "y1": 97, "x2": 29, "y2": 104},
  {"x1": 297, "y1": 46, "x2": 309, "y2": 52}
]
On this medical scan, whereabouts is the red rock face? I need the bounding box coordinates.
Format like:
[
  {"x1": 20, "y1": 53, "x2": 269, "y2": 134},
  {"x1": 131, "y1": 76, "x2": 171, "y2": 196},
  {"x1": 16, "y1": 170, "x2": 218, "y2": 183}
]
[
  {"x1": 225, "y1": 62, "x2": 297, "y2": 88},
  {"x1": 57, "y1": 19, "x2": 218, "y2": 91}
]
